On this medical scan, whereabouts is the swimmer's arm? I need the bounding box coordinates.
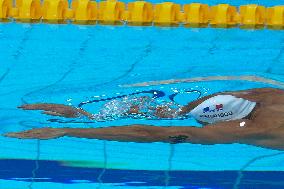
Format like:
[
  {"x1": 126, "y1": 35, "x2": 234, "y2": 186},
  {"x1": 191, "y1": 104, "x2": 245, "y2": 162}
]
[
  {"x1": 5, "y1": 120, "x2": 257, "y2": 144},
  {"x1": 65, "y1": 120, "x2": 260, "y2": 144},
  {"x1": 19, "y1": 103, "x2": 95, "y2": 119}
]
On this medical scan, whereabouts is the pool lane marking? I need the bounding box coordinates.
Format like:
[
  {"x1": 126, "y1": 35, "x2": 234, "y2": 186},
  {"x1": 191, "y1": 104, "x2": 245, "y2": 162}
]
[
  {"x1": 28, "y1": 139, "x2": 41, "y2": 189},
  {"x1": 266, "y1": 39, "x2": 284, "y2": 74},
  {"x1": 0, "y1": 26, "x2": 33, "y2": 85},
  {"x1": 164, "y1": 143, "x2": 175, "y2": 189},
  {"x1": 96, "y1": 141, "x2": 108, "y2": 189},
  {"x1": 0, "y1": 69, "x2": 10, "y2": 84},
  {"x1": 20, "y1": 30, "x2": 93, "y2": 104},
  {"x1": 89, "y1": 41, "x2": 153, "y2": 90},
  {"x1": 233, "y1": 151, "x2": 284, "y2": 189}
]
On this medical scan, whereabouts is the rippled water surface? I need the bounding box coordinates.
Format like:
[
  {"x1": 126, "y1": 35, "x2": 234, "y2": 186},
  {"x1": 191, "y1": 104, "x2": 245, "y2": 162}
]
[{"x1": 0, "y1": 0, "x2": 284, "y2": 188}]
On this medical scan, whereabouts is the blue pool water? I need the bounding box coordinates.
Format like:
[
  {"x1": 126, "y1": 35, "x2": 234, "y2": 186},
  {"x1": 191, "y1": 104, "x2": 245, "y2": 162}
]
[{"x1": 1, "y1": 0, "x2": 284, "y2": 188}]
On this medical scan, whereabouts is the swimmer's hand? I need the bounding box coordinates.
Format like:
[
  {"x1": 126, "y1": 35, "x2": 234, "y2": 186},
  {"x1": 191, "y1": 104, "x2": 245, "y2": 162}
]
[
  {"x1": 4, "y1": 128, "x2": 66, "y2": 139},
  {"x1": 19, "y1": 104, "x2": 91, "y2": 118}
]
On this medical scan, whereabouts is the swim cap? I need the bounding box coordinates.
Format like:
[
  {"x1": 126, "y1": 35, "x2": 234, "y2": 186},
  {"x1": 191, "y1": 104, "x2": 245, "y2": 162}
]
[{"x1": 189, "y1": 95, "x2": 256, "y2": 123}]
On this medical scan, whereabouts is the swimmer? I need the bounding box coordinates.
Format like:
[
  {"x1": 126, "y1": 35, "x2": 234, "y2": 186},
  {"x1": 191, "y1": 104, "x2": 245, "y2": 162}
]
[{"x1": 5, "y1": 88, "x2": 284, "y2": 150}]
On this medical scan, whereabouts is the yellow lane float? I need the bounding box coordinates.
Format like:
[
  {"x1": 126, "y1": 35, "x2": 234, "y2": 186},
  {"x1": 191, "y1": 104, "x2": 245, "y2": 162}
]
[
  {"x1": 11, "y1": 0, "x2": 41, "y2": 22},
  {"x1": 98, "y1": 0, "x2": 125, "y2": 24},
  {"x1": 183, "y1": 3, "x2": 209, "y2": 27},
  {"x1": 127, "y1": 1, "x2": 153, "y2": 25},
  {"x1": 0, "y1": 0, "x2": 283, "y2": 30},
  {"x1": 239, "y1": 4, "x2": 266, "y2": 28},
  {"x1": 42, "y1": 0, "x2": 69, "y2": 23},
  {"x1": 210, "y1": 4, "x2": 238, "y2": 27},
  {"x1": 0, "y1": 0, "x2": 12, "y2": 20},
  {"x1": 71, "y1": 0, "x2": 97, "y2": 24},
  {"x1": 154, "y1": 2, "x2": 181, "y2": 26},
  {"x1": 267, "y1": 6, "x2": 284, "y2": 29}
]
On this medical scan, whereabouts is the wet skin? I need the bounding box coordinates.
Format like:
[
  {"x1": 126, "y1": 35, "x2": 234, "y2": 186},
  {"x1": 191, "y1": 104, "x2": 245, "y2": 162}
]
[{"x1": 4, "y1": 88, "x2": 284, "y2": 150}]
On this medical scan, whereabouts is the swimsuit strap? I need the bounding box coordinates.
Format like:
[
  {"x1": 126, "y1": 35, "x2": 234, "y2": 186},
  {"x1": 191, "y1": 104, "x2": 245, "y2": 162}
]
[{"x1": 78, "y1": 90, "x2": 165, "y2": 108}]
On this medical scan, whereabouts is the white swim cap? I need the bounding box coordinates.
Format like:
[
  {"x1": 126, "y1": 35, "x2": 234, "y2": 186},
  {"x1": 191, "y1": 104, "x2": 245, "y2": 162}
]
[{"x1": 189, "y1": 95, "x2": 256, "y2": 123}]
